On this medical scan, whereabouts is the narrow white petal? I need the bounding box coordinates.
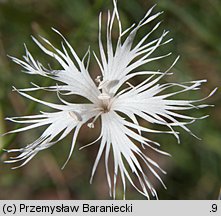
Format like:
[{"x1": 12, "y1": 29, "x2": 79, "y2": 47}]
[{"x1": 62, "y1": 124, "x2": 82, "y2": 169}]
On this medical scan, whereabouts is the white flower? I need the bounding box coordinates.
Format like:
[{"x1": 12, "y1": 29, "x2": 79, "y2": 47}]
[{"x1": 4, "y1": 0, "x2": 216, "y2": 199}]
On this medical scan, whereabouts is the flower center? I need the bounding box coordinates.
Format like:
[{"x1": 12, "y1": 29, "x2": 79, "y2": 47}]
[
  {"x1": 98, "y1": 92, "x2": 111, "y2": 113},
  {"x1": 96, "y1": 76, "x2": 116, "y2": 113},
  {"x1": 87, "y1": 76, "x2": 118, "y2": 129}
]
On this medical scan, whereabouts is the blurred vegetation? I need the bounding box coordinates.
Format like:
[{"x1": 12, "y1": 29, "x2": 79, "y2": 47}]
[{"x1": 0, "y1": 0, "x2": 220, "y2": 199}]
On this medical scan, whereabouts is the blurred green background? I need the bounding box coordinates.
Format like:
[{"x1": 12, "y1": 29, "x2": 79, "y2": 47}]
[{"x1": 0, "y1": 0, "x2": 220, "y2": 199}]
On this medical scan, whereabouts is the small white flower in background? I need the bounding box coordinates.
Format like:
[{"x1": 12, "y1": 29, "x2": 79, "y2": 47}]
[{"x1": 4, "y1": 0, "x2": 216, "y2": 199}]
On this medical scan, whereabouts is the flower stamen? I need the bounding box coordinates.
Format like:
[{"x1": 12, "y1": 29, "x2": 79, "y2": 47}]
[
  {"x1": 87, "y1": 111, "x2": 103, "y2": 128},
  {"x1": 95, "y1": 75, "x2": 102, "y2": 83}
]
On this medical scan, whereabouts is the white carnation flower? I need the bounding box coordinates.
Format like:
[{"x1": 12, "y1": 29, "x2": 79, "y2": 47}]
[{"x1": 4, "y1": 0, "x2": 216, "y2": 199}]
